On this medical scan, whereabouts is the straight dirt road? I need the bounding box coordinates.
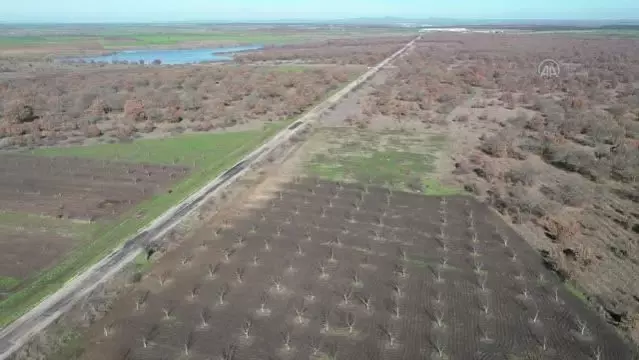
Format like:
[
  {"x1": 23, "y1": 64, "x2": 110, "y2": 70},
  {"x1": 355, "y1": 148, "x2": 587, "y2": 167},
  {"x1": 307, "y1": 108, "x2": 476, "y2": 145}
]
[{"x1": 0, "y1": 36, "x2": 417, "y2": 360}]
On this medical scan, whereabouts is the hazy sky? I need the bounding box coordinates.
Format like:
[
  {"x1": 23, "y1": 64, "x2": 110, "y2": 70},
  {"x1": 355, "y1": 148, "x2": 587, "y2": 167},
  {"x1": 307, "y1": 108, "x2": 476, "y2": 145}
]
[{"x1": 1, "y1": 0, "x2": 638, "y2": 23}]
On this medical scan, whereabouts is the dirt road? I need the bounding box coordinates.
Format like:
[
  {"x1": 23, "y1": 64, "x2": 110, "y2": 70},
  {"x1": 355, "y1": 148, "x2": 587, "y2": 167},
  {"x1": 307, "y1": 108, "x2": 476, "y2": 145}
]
[{"x1": 0, "y1": 36, "x2": 417, "y2": 360}]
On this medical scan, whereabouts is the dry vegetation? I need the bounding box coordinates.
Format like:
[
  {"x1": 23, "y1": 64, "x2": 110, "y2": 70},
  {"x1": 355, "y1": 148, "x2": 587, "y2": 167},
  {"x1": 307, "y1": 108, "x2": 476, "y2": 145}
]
[
  {"x1": 0, "y1": 64, "x2": 360, "y2": 148},
  {"x1": 234, "y1": 37, "x2": 413, "y2": 65},
  {"x1": 325, "y1": 32, "x2": 639, "y2": 343}
]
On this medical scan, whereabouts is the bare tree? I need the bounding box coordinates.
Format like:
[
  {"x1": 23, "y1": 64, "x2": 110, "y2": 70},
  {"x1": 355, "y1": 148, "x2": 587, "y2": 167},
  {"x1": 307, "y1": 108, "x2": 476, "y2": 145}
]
[
  {"x1": 241, "y1": 318, "x2": 252, "y2": 338},
  {"x1": 218, "y1": 283, "x2": 229, "y2": 305},
  {"x1": 208, "y1": 263, "x2": 220, "y2": 279},
  {"x1": 235, "y1": 267, "x2": 245, "y2": 283},
  {"x1": 200, "y1": 307, "x2": 210, "y2": 327}
]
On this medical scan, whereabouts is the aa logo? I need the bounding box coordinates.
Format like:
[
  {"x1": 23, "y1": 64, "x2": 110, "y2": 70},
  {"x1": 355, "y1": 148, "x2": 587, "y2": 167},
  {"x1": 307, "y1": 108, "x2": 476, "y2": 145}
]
[{"x1": 538, "y1": 59, "x2": 560, "y2": 78}]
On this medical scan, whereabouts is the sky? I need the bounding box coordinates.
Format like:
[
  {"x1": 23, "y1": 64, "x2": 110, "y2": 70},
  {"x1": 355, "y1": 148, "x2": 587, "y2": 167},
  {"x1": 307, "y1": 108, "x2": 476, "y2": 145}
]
[{"x1": 1, "y1": 0, "x2": 638, "y2": 23}]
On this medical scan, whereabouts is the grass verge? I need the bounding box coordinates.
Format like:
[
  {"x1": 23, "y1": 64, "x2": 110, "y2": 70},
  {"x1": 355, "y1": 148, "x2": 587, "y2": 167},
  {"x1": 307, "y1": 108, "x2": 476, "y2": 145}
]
[
  {"x1": 305, "y1": 128, "x2": 461, "y2": 195},
  {"x1": 0, "y1": 123, "x2": 285, "y2": 327},
  {"x1": 30, "y1": 130, "x2": 267, "y2": 165}
]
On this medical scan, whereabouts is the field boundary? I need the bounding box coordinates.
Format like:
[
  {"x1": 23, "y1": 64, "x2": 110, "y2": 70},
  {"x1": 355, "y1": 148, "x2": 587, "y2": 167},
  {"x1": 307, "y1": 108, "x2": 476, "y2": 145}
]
[{"x1": 0, "y1": 36, "x2": 417, "y2": 360}]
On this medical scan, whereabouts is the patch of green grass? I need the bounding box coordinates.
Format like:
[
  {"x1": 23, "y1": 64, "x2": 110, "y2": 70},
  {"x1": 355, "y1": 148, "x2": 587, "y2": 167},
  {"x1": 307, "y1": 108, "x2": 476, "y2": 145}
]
[
  {"x1": 0, "y1": 277, "x2": 20, "y2": 291},
  {"x1": 0, "y1": 123, "x2": 286, "y2": 326},
  {"x1": 306, "y1": 128, "x2": 461, "y2": 195},
  {"x1": 133, "y1": 252, "x2": 153, "y2": 274},
  {"x1": 29, "y1": 127, "x2": 282, "y2": 165},
  {"x1": 564, "y1": 281, "x2": 589, "y2": 304}
]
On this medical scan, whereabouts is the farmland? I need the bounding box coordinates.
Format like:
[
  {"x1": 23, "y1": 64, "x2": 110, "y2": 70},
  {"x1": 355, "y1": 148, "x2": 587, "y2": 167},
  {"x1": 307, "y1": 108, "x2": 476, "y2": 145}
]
[
  {"x1": 0, "y1": 154, "x2": 190, "y2": 220},
  {"x1": 0, "y1": 28, "x2": 413, "y2": 358},
  {"x1": 2, "y1": 23, "x2": 639, "y2": 360},
  {"x1": 0, "y1": 123, "x2": 284, "y2": 326},
  {"x1": 75, "y1": 179, "x2": 633, "y2": 359},
  {"x1": 30, "y1": 31, "x2": 637, "y2": 360}
]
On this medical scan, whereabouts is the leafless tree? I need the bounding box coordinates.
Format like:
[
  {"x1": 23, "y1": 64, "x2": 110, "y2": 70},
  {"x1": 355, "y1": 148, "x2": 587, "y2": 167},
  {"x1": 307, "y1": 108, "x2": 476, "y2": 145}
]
[
  {"x1": 346, "y1": 312, "x2": 356, "y2": 334},
  {"x1": 208, "y1": 263, "x2": 220, "y2": 279},
  {"x1": 272, "y1": 277, "x2": 284, "y2": 293},
  {"x1": 235, "y1": 267, "x2": 245, "y2": 283},
  {"x1": 221, "y1": 344, "x2": 237, "y2": 360},
  {"x1": 341, "y1": 287, "x2": 353, "y2": 306},
  {"x1": 241, "y1": 318, "x2": 252, "y2": 338},
  {"x1": 218, "y1": 283, "x2": 229, "y2": 305},
  {"x1": 158, "y1": 270, "x2": 170, "y2": 286},
  {"x1": 294, "y1": 300, "x2": 307, "y2": 324},
  {"x1": 281, "y1": 329, "x2": 292, "y2": 352},
  {"x1": 200, "y1": 307, "x2": 210, "y2": 327}
]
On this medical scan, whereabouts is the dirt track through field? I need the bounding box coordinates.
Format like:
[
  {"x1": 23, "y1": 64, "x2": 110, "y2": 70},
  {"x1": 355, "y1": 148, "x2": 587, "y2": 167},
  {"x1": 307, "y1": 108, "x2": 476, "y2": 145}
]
[{"x1": 80, "y1": 178, "x2": 634, "y2": 360}]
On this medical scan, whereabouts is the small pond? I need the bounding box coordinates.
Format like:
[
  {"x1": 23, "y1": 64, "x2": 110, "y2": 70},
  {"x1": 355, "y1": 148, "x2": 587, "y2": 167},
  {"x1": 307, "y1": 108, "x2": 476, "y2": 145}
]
[{"x1": 69, "y1": 45, "x2": 262, "y2": 65}]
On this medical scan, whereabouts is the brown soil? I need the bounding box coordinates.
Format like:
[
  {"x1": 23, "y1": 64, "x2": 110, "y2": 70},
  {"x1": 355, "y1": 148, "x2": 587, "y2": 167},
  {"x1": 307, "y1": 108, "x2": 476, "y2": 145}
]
[
  {"x1": 0, "y1": 228, "x2": 76, "y2": 281},
  {"x1": 0, "y1": 154, "x2": 189, "y2": 221},
  {"x1": 78, "y1": 179, "x2": 633, "y2": 360}
]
